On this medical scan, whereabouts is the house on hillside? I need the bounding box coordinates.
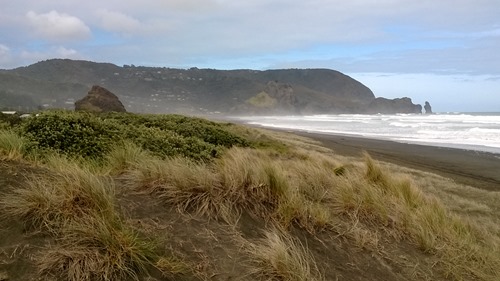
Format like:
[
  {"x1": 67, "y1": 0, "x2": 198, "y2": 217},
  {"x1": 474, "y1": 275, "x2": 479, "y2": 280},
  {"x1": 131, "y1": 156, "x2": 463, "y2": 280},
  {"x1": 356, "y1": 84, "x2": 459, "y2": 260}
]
[{"x1": 1, "y1": 111, "x2": 17, "y2": 115}]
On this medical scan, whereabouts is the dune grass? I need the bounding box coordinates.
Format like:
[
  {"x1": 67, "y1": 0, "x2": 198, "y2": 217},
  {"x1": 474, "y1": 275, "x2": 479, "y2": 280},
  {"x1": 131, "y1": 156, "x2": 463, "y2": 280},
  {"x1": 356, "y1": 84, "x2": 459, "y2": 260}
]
[
  {"x1": 0, "y1": 154, "x2": 165, "y2": 280},
  {"x1": 2, "y1": 112, "x2": 500, "y2": 280},
  {"x1": 123, "y1": 143, "x2": 500, "y2": 280},
  {"x1": 37, "y1": 217, "x2": 157, "y2": 281},
  {"x1": 1, "y1": 156, "x2": 116, "y2": 233},
  {"x1": 246, "y1": 227, "x2": 324, "y2": 281},
  {"x1": 0, "y1": 129, "x2": 26, "y2": 160}
]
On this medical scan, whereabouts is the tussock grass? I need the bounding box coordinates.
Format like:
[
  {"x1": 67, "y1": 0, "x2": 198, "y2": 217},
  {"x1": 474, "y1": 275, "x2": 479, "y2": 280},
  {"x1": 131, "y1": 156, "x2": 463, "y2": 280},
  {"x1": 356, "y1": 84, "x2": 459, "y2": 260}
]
[
  {"x1": 125, "y1": 144, "x2": 500, "y2": 280},
  {"x1": 104, "y1": 141, "x2": 152, "y2": 174},
  {"x1": 0, "y1": 158, "x2": 116, "y2": 233},
  {"x1": 0, "y1": 129, "x2": 26, "y2": 160},
  {"x1": 355, "y1": 154, "x2": 500, "y2": 280},
  {"x1": 246, "y1": 227, "x2": 324, "y2": 281},
  {"x1": 128, "y1": 148, "x2": 292, "y2": 223},
  {"x1": 3, "y1": 113, "x2": 499, "y2": 280},
  {"x1": 0, "y1": 157, "x2": 166, "y2": 280},
  {"x1": 38, "y1": 218, "x2": 157, "y2": 281}
]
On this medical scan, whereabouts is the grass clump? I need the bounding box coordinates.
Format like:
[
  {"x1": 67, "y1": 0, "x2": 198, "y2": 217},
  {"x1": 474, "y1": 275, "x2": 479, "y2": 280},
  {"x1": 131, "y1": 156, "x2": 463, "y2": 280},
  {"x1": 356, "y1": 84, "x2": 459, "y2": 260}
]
[
  {"x1": 128, "y1": 144, "x2": 500, "y2": 280},
  {"x1": 246, "y1": 228, "x2": 323, "y2": 281},
  {"x1": 0, "y1": 129, "x2": 26, "y2": 160},
  {"x1": 38, "y1": 218, "x2": 157, "y2": 281},
  {"x1": 1, "y1": 155, "x2": 116, "y2": 232},
  {"x1": 0, "y1": 156, "x2": 162, "y2": 280}
]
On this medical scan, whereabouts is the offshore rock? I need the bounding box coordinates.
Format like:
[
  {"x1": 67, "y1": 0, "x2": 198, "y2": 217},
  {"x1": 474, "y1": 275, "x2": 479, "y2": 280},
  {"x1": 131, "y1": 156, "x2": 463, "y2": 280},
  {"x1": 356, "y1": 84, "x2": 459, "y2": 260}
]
[
  {"x1": 75, "y1": 85, "x2": 126, "y2": 113},
  {"x1": 366, "y1": 97, "x2": 422, "y2": 114},
  {"x1": 424, "y1": 101, "x2": 433, "y2": 114}
]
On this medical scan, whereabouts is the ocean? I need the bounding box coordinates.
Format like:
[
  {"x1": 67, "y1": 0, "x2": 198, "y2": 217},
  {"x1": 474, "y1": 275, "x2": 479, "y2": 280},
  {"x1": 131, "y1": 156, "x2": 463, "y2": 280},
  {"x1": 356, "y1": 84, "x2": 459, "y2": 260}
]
[{"x1": 233, "y1": 113, "x2": 500, "y2": 155}]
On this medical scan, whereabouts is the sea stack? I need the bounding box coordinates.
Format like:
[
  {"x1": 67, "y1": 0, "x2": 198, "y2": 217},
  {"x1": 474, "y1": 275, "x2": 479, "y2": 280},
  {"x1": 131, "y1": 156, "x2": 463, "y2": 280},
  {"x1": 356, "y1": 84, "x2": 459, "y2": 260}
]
[
  {"x1": 75, "y1": 85, "x2": 126, "y2": 113},
  {"x1": 424, "y1": 101, "x2": 433, "y2": 114}
]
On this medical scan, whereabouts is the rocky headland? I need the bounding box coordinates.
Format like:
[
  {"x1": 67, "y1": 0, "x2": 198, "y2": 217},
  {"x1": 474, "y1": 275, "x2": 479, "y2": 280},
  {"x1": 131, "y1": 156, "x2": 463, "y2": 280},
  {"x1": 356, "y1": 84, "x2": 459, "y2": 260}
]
[{"x1": 1, "y1": 59, "x2": 429, "y2": 115}]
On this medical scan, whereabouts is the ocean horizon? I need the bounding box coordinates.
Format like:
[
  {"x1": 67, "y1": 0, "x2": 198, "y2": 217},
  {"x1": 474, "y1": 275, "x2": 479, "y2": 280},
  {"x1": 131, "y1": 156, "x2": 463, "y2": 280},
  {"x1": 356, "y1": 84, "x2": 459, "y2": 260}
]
[{"x1": 233, "y1": 112, "x2": 500, "y2": 155}]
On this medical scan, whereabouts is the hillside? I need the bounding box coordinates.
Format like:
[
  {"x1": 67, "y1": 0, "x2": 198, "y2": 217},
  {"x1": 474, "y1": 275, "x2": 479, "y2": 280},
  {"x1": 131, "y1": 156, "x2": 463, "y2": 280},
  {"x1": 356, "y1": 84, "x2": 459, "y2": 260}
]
[{"x1": 0, "y1": 59, "x2": 423, "y2": 114}]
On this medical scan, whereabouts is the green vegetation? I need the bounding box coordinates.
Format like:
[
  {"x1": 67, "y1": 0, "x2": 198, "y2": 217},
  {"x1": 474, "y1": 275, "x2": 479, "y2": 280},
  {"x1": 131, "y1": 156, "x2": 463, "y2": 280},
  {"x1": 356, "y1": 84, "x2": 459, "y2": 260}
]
[
  {"x1": 1, "y1": 110, "x2": 499, "y2": 280},
  {"x1": 15, "y1": 110, "x2": 248, "y2": 161}
]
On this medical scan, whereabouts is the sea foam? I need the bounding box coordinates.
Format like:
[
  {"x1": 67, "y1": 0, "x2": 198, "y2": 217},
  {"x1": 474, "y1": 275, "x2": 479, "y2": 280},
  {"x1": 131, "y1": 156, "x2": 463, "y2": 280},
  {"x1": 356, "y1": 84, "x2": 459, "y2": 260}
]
[{"x1": 234, "y1": 113, "x2": 500, "y2": 154}]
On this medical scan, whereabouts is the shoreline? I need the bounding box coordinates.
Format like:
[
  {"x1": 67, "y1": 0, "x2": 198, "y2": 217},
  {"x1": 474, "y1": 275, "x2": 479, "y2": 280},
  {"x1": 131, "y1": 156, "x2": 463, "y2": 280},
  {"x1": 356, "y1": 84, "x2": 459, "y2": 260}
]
[
  {"x1": 213, "y1": 115, "x2": 500, "y2": 192},
  {"x1": 288, "y1": 130, "x2": 500, "y2": 191}
]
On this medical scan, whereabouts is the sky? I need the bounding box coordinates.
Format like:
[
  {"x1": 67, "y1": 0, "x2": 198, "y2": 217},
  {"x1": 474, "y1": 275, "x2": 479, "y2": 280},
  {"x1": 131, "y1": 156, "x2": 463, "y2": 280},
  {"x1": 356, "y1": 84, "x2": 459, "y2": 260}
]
[{"x1": 1, "y1": 0, "x2": 499, "y2": 112}]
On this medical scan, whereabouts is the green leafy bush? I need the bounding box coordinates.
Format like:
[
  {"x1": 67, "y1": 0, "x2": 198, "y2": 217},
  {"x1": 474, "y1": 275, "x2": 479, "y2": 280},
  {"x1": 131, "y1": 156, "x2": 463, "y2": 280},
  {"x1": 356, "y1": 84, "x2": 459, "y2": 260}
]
[
  {"x1": 125, "y1": 125, "x2": 218, "y2": 161},
  {"x1": 18, "y1": 111, "x2": 246, "y2": 161},
  {"x1": 103, "y1": 113, "x2": 250, "y2": 148},
  {"x1": 0, "y1": 112, "x2": 23, "y2": 128},
  {"x1": 21, "y1": 111, "x2": 116, "y2": 158}
]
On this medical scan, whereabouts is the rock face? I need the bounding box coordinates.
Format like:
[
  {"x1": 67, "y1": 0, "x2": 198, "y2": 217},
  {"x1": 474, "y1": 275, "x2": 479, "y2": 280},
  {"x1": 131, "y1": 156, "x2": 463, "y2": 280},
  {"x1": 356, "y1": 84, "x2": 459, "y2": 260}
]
[
  {"x1": 75, "y1": 85, "x2": 126, "y2": 113},
  {"x1": 366, "y1": 97, "x2": 422, "y2": 114},
  {"x1": 236, "y1": 81, "x2": 299, "y2": 114},
  {"x1": 424, "y1": 101, "x2": 433, "y2": 114},
  {"x1": 263, "y1": 81, "x2": 299, "y2": 112}
]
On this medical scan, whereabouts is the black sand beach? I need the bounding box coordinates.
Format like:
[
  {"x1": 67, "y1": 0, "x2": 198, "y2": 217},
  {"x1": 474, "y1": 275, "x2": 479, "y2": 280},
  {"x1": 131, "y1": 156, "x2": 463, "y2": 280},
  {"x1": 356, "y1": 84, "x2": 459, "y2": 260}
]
[{"x1": 291, "y1": 131, "x2": 500, "y2": 191}]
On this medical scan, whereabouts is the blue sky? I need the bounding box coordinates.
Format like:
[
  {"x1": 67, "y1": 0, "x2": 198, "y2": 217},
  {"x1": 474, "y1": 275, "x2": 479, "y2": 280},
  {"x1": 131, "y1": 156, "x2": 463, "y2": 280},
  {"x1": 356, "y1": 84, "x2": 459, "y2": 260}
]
[{"x1": 1, "y1": 0, "x2": 499, "y2": 112}]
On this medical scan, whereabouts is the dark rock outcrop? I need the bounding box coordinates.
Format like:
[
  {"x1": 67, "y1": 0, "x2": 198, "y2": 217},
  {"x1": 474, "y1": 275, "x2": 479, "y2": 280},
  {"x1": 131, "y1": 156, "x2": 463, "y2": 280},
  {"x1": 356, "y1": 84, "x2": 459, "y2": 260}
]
[
  {"x1": 424, "y1": 101, "x2": 433, "y2": 114},
  {"x1": 366, "y1": 97, "x2": 422, "y2": 114},
  {"x1": 75, "y1": 85, "x2": 126, "y2": 113}
]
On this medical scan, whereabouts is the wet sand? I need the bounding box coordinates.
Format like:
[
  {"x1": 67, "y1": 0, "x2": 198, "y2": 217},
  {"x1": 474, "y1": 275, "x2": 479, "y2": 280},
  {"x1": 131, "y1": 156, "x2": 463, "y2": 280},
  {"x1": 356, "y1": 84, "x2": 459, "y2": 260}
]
[{"x1": 290, "y1": 130, "x2": 500, "y2": 191}]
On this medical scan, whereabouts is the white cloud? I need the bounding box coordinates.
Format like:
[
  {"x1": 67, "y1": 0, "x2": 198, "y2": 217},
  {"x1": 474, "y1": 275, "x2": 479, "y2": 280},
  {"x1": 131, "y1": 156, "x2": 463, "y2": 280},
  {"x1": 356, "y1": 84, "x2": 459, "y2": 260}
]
[
  {"x1": 0, "y1": 44, "x2": 10, "y2": 55},
  {"x1": 95, "y1": 9, "x2": 141, "y2": 35},
  {"x1": 20, "y1": 46, "x2": 84, "y2": 63},
  {"x1": 0, "y1": 44, "x2": 13, "y2": 67},
  {"x1": 26, "y1": 10, "x2": 91, "y2": 42}
]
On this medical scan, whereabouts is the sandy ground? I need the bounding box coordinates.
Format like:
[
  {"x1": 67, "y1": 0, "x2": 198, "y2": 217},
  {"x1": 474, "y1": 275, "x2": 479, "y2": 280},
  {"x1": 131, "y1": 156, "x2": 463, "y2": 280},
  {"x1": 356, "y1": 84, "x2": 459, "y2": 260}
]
[{"x1": 288, "y1": 130, "x2": 500, "y2": 191}]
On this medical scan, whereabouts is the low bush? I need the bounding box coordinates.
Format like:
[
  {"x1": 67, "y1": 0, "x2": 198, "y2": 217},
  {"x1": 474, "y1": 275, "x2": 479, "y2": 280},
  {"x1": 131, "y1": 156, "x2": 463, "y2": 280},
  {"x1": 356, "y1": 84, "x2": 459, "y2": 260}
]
[
  {"x1": 21, "y1": 111, "x2": 116, "y2": 158},
  {"x1": 104, "y1": 113, "x2": 250, "y2": 147},
  {"x1": 18, "y1": 111, "x2": 247, "y2": 161}
]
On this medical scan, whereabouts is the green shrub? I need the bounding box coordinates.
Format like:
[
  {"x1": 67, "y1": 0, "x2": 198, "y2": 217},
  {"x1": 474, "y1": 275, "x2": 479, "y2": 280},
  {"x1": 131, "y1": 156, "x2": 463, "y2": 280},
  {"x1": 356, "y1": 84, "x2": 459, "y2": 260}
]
[
  {"x1": 130, "y1": 125, "x2": 218, "y2": 161},
  {"x1": 18, "y1": 111, "x2": 236, "y2": 161},
  {"x1": 0, "y1": 112, "x2": 23, "y2": 128},
  {"x1": 103, "y1": 113, "x2": 250, "y2": 148},
  {"x1": 21, "y1": 111, "x2": 117, "y2": 158}
]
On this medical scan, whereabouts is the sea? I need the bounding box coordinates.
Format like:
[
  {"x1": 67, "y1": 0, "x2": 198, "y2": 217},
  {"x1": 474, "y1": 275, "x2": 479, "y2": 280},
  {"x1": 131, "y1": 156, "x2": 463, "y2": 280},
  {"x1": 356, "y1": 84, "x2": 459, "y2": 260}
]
[{"x1": 232, "y1": 113, "x2": 500, "y2": 155}]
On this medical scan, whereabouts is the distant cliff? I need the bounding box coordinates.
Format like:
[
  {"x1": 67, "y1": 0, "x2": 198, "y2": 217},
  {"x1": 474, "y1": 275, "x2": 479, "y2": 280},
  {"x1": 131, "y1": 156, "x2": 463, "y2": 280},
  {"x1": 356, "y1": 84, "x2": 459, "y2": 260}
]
[
  {"x1": 0, "y1": 59, "x2": 425, "y2": 114},
  {"x1": 366, "y1": 97, "x2": 423, "y2": 114}
]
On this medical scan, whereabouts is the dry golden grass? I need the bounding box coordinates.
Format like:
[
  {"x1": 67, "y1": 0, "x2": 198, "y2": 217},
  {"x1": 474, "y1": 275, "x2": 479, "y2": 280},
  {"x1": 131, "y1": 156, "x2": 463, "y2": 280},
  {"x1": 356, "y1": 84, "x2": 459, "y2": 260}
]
[
  {"x1": 3, "y1": 122, "x2": 500, "y2": 280},
  {"x1": 0, "y1": 156, "x2": 165, "y2": 280},
  {"x1": 37, "y1": 217, "x2": 157, "y2": 281},
  {"x1": 353, "y1": 154, "x2": 500, "y2": 280},
  {"x1": 122, "y1": 141, "x2": 500, "y2": 280},
  {"x1": 1, "y1": 157, "x2": 116, "y2": 233},
  {"x1": 246, "y1": 227, "x2": 324, "y2": 281}
]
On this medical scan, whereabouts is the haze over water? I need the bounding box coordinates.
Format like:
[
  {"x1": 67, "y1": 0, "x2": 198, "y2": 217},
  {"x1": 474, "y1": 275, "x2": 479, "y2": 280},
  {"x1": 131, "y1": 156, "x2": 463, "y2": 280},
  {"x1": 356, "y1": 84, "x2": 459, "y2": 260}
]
[{"x1": 235, "y1": 113, "x2": 500, "y2": 155}]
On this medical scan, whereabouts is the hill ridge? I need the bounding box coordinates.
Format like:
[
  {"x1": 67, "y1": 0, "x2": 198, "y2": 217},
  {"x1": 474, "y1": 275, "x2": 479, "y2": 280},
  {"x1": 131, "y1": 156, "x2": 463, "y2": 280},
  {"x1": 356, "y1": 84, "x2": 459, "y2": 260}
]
[{"x1": 1, "y1": 58, "x2": 422, "y2": 114}]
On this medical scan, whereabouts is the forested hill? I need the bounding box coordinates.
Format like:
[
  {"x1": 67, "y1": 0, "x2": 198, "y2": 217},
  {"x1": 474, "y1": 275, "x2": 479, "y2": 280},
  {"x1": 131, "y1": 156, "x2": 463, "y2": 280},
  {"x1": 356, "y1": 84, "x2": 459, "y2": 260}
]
[{"x1": 0, "y1": 59, "x2": 422, "y2": 114}]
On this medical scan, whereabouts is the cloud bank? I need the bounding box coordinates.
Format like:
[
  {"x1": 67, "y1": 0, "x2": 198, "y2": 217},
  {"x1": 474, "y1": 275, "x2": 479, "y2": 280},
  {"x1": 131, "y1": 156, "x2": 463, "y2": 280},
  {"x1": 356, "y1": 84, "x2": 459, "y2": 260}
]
[
  {"x1": 0, "y1": 0, "x2": 499, "y2": 111},
  {"x1": 26, "y1": 10, "x2": 91, "y2": 42}
]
